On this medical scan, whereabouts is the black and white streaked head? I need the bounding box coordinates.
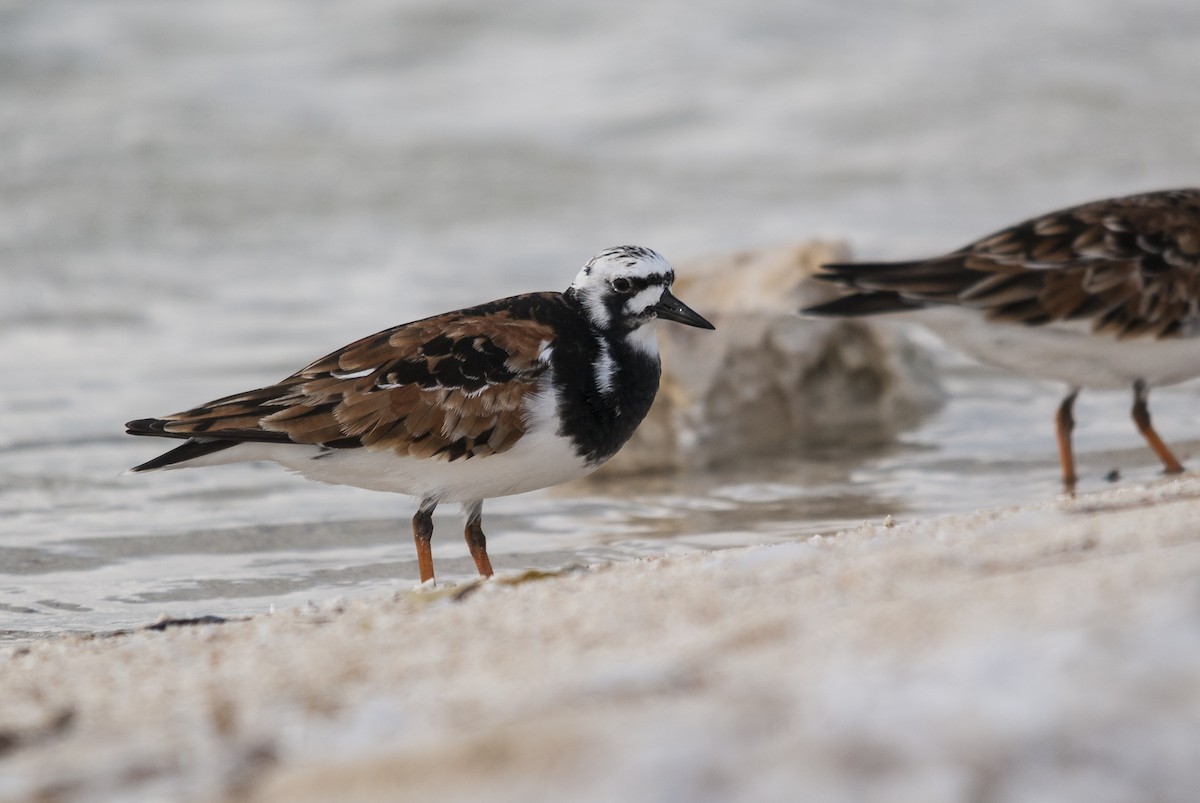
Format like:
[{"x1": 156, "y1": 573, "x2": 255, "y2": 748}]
[{"x1": 567, "y1": 246, "x2": 715, "y2": 346}]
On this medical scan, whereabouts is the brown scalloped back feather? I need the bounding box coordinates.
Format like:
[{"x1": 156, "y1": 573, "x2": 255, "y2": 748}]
[
  {"x1": 129, "y1": 297, "x2": 560, "y2": 463},
  {"x1": 813, "y1": 189, "x2": 1200, "y2": 340}
]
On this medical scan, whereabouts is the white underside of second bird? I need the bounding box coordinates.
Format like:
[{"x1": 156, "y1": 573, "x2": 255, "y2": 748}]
[{"x1": 908, "y1": 307, "x2": 1200, "y2": 389}]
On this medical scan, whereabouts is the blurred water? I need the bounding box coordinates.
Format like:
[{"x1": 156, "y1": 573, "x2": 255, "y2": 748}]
[{"x1": 2, "y1": 0, "x2": 1199, "y2": 637}]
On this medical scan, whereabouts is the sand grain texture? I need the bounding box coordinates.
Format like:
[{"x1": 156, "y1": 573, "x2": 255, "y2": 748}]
[{"x1": 2, "y1": 479, "x2": 1200, "y2": 802}]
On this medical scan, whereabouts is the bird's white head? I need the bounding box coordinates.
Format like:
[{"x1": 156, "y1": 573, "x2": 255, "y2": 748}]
[{"x1": 568, "y1": 246, "x2": 714, "y2": 348}]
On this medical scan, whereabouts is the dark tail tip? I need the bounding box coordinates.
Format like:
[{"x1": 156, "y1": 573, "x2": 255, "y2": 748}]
[
  {"x1": 801, "y1": 291, "x2": 925, "y2": 317},
  {"x1": 129, "y1": 438, "x2": 238, "y2": 472},
  {"x1": 126, "y1": 418, "x2": 167, "y2": 436},
  {"x1": 127, "y1": 418, "x2": 237, "y2": 471}
]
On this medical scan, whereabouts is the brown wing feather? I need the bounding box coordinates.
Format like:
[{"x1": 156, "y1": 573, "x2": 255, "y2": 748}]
[
  {"x1": 140, "y1": 301, "x2": 557, "y2": 462},
  {"x1": 820, "y1": 189, "x2": 1200, "y2": 339}
]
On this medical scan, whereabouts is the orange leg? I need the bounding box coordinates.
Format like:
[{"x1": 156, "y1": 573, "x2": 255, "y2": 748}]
[
  {"x1": 1055, "y1": 389, "x2": 1080, "y2": 490},
  {"x1": 1131, "y1": 381, "x2": 1185, "y2": 475},
  {"x1": 412, "y1": 500, "x2": 437, "y2": 584},
  {"x1": 464, "y1": 501, "x2": 495, "y2": 578}
]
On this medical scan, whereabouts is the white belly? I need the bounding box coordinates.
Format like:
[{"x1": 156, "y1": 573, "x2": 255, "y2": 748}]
[
  {"x1": 910, "y1": 307, "x2": 1200, "y2": 390},
  {"x1": 171, "y1": 385, "x2": 595, "y2": 503}
]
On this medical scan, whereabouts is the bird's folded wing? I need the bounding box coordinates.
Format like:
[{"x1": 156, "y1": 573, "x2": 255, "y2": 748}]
[
  {"x1": 819, "y1": 190, "x2": 1200, "y2": 338},
  {"x1": 130, "y1": 307, "x2": 558, "y2": 462}
]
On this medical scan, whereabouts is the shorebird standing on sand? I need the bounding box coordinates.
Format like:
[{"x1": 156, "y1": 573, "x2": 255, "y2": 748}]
[
  {"x1": 804, "y1": 189, "x2": 1200, "y2": 489},
  {"x1": 127, "y1": 246, "x2": 714, "y2": 583}
]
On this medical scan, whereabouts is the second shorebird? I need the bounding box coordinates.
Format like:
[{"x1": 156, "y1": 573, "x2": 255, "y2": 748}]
[
  {"x1": 804, "y1": 189, "x2": 1200, "y2": 488},
  {"x1": 127, "y1": 246, "x2": 714, "y2": 583}
]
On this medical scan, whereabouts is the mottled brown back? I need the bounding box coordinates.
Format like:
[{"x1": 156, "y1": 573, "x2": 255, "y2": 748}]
[
  {"x1": 129, "y1": 296, "x2": 561, "y2": 463},
  {"x1": 811, "y1": 189, "x2": 1200, "y2": 339}
]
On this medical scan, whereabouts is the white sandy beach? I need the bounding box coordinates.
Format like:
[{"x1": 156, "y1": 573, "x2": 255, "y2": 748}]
[{"x1": 3, "y1": 476, "x2": 1199, "y2": 802}]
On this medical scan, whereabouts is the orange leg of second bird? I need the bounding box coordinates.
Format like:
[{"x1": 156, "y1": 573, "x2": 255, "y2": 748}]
[
  {"x1": 464, "y1": 502, "x2": 495, "y2": 578},
  {"x1": 412, "y1": 504, "x2": 436, "y2": 584},
  {"x1": 1055, "y1": 389, "x2": 1080, "y2": 490},
  {"x1": 1132, "y1": 381, "x2": 1185, "y2": 475}
]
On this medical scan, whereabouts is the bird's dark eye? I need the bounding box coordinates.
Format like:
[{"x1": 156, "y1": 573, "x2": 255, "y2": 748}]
[{"x1": 611, "y1": 278, "x2": 632, "y2": 294}]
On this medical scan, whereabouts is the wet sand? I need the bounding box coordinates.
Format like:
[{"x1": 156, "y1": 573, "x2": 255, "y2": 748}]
[{"x1": 3, "y1": 477, "x2": 1199, "y2": 803}]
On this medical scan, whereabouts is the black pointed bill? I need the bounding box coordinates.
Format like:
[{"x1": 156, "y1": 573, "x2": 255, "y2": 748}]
[{"x1": 652, "y1": 289, "x2": 715, "y2": 330}]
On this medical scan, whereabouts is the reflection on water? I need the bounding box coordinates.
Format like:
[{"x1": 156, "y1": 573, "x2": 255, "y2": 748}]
[{"x1": 2, "y1": 0, "x2": 1199, "y2": 637}]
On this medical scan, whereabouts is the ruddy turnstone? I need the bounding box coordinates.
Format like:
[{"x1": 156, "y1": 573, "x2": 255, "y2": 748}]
[
  {"x1": 127, "y1": 246, "x2": 714, "y2": 582},
  {"x1": 803, "y1": 189, "x2": 1200, "y2": 488}
]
